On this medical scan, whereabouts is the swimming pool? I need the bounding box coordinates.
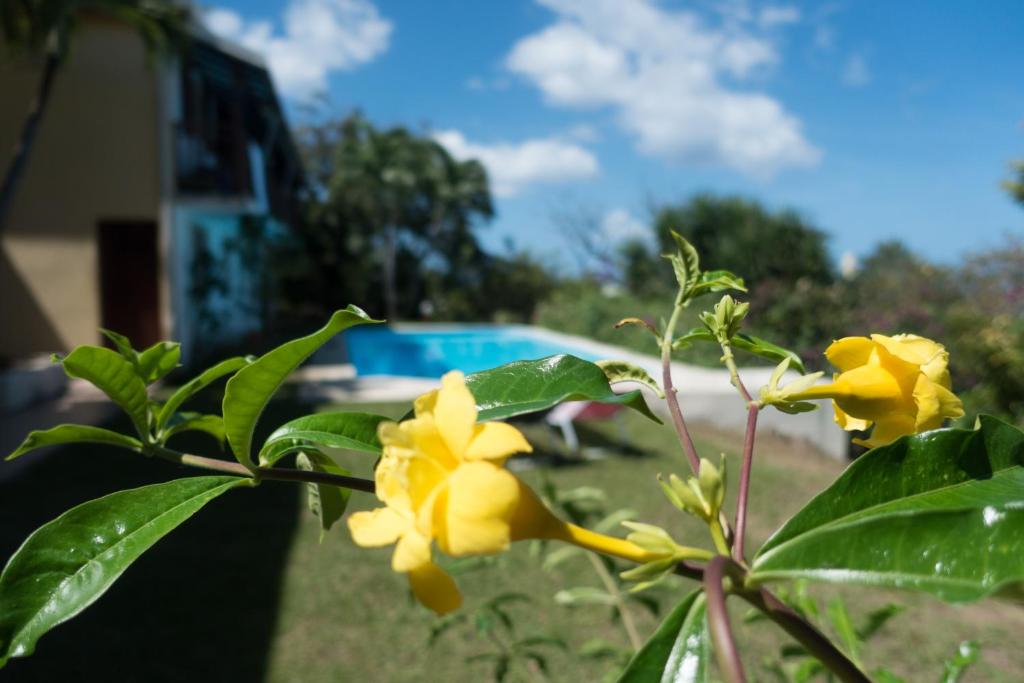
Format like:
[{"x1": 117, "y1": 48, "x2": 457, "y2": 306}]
[{"x1": 342, "y1": 325, "x2": 601, "y2": 377}]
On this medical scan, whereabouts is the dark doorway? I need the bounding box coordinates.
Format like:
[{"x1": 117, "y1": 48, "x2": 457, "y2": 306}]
[{"x1": 97, "y1": 220, "x2": 161, "y2": 348}]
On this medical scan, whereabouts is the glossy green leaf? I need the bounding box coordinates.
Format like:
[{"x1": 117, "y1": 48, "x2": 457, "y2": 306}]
[
  {"x1": 296, "y1": 451, "x2": 352, "y2": 541},
  {"x1": 258, "y1": 411, "x2": 387, "y2": 467},
  {"x1": 597, "y1": 360, "x2": 664, "y2": 398},
  {"x1": 465, "y1": 355, "x2": 660, "y2": 424},
  {"x1": 751, "y1": 416, "x2": 1024, "y2": 602},
  {"x1": 223, "y1": 306, "x2": 381, "y2": 469},
  {"x1": 136, "y1": 341, "x2": 181, "y2": 384},
  {"x1": 0, "y1": 476, "x2": 248, "y2": 667},
  {"x1": 618, "y1": 590, "x2": 709, "y2": 683},
  {"x1": 156, "y1": 355, "x2": 253, "y2": 430},
  {"x1": 6, "y1": 424, "x2": 142, "y2": 460},
  {"x1": 53, "y1": 346, "x2": 150, "y2": 438},
  {"x1": 161, "y1": 413, "x2": 225, "y2": 446}
]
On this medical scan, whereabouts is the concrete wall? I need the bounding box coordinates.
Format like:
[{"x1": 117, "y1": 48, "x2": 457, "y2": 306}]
[{"x1": 0, "y1": 21, "x2": 162, "y2": 357}]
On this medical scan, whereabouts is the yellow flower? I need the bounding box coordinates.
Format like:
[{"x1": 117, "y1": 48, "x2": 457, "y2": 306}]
[
  {"x1": 789, "y1": 334, "x2": 964, "y2": 447},
  {"x1": 348, "y1": 371, "x2": 674, "y2": 614}
]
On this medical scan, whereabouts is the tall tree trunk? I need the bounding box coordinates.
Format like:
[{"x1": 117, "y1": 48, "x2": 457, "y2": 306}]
[
  {"x1": 0, "y1": 49, "x2": 60, "y2": 233},
  {"x1": 383, "y1": 222, "x2": 398, "y2": 322}
]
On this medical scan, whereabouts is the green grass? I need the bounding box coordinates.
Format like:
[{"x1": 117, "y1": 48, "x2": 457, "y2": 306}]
[{"x1": 3, "y1": 398, "x2": 1023, "y2": 681}]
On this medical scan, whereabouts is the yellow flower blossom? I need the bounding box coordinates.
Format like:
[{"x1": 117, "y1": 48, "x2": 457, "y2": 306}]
[
  {"x1": 348, "y1": 371, "x2": 677, "y2": 614},
  {"x1": 788, "y1": 333, "x2": 964, "y2": 448}
]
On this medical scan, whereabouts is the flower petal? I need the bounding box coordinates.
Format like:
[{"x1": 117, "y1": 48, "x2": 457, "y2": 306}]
[
  {"x1": 433, "y1": 371, "x2": 477, "y2": 458},
  {"x1": 348, "y1": 507, "x2": 409, "y2": 547},
  {"x1": 437, "y1": 462, "x2": 520, "y2": 556},
  {"x1": 407, "y1": 562, "x2": 462, "y2": 615},
  {"x1": 414, "y1": 388, "x2": 439, "y2": 417},
  {"x1": 832, "y1": 400, "x2": 871, "y2": 432},
  {"x1": 871, "y1": 334, "x2": 945, "y2": 366},
  {"x1": 861, "y1": 415, "x2": 917, "y2": 448},
  {"x1": 825, "y1": 337, "x2": 875, "y2": 372},
  {"x1": 913, "y1": 374, "x2": 964, "y2": 431},
  {"x1": 392, "y1": 529, "x2": 432, "y2": 572},
  {"x1": 832, "y1": 364, "x2": 904, "y2": 421},
  {"x1": 465, "y1": 422, "x2": 533, "y2": 461}
]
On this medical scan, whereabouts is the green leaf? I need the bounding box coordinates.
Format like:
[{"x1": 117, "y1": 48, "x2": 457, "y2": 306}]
[
  {"x1": 669, "y1": 328, "x2": 805, "y2": 373},
  {"x1": 826, "y1": 598, "x2": 859, "y2": 663},
  {"x1": 554, "y1": 587, "x2": 618, "y2": 607},
  {"x1": 730, "y1": 333, "x2": 806, "y2": 374},
  {"x1": 466, "y1": 355, "x2": 660, "y2": 424},
  {"x1": 692, "y1": 269, "x2": 747, "y2": 295},
  {"x1": 671, "y1": 327, "x2": 714, "y2": 351},
  {"x1": 54, "y1": 346, "x2": 150, "y2": 438},
  {"x1": 100, "y1": 328, "x2": 137, "y2": 362},
  {"x1": 617, "y1": 590, "x2": 709, "y2": 683},
  {"x1": 751, "y1": 416, "x2": 1024, "y2": 602},
  {"x1": 296, "y1": 451, "x2": 352, "y2": 542},
  {"x1": 156, "y1": 356, "x2": 254, "y2": 430},
  {"x1": 136, "y1": 341, "x2": 181, "y2": 384},
  {"x1": 258, "y1": 411, "x2": 388, "y2": 467},
  {"x1": 223, "y1": 306, "x2": 381, "y2": 469},
  {"x1": 161, "y1": 413, "x2": 225, "y2": 446},
  {"x1": 0, "y1": 476, "x2": 248, "y2": 667},
  {"x1": 665, "y1": 231, "x2": 701, "y2": 297},
  {"x1": 941, "y1": 641, "x2": 980, "y2": 683},
  {"x1": 6, "y1": 425, "x2": 142, "y2": 460},
  {"x1": 596, "y1": 360, "x2": 664, "y2": 399}
]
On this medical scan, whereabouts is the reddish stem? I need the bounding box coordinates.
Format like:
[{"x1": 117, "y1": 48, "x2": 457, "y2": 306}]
[
  {"x1": 732, "y1": 403, "x2": 759, "y2": 563},
  {"x1": 704, "y1": 556, "x2": 747, "y2": 683},
  {"x1": 662, "y1": 344, "x2": 702, "y2": 474}
]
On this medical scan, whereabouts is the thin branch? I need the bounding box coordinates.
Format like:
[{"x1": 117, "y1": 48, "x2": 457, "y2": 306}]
[
  {"x1": 662, "y1": 305, "x2": 701, "y2": 473},
  {"x1": 147, "y1": 445, "x2": 377, "y2": 493},
  {"x1": 704, "y1": 557, "x2": 747, "y2": 683},
  {"x1": 732, "y1": 404, "x2": 759, "y2": 563},
  {"x1": 739, "y1": 586, "x2": 870, "y2": 683},
  {"x1": 585, "y1": 551, "x2": 642, "y2": 650}
]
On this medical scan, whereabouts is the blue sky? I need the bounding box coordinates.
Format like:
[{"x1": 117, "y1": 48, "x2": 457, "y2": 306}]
[{"x1": 203, "y1": 0, "x2": 1024, "y2": 270}]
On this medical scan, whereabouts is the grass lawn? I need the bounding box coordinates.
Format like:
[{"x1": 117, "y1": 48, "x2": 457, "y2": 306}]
[{"x1": 3, "y1": 396, "x2": 1023, "y2": 681}]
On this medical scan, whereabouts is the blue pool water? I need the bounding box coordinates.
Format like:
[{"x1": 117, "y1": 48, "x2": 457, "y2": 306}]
[{"x1": 343, "y1": 326, "x2": 598, "y2": 377}]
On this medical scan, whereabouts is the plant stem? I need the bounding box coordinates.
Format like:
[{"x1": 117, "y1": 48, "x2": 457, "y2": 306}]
[
  {"x1": 708, "y1": 517, "x2": 731, "y2": 556},
  {"x1": 704, "y1": 556, "x2": 747, "y2": 683},
  {"x1": 739, "y1": 586, "x2": 870, "y2": 683},
  {"x1": 585, "y1": 551, "x2": 642, "y2": 650},
  {"x1": 732, "y1": 403, "x2": 759, "y2": 563},
  {"x1": 661, "y1": 305, "x2": 701, "y2": 473},
  {"x1": 146, "y1": 445, "x2": 377, "y2": 493}
]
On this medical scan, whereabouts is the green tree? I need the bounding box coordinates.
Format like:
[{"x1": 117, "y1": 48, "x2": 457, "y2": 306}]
[
  {"x1": 296, "y1": 113, "x2": 493, "y2": 320},
  {"x1": 653, "y1": 194, "x2": 833, "y2": 288},
  {"x1": 1003, "y1": 160, "x2": 1024, "y2": 207},
  {"x1": 0, "y1": 0, "x2": 189, "y2": 230}
]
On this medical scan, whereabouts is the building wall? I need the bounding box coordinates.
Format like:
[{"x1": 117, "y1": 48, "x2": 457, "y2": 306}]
[
  {"x1": 169, "y1": 203, "x2": 280, "y2": 361},
  {"x1": 0, "y1": 21, "x2": 162, "y2": 357}
]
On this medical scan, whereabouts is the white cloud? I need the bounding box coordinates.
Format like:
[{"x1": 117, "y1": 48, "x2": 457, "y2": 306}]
[
  {"x1": 506, "y1": 0, "x2": 820, "y2": 177},
  {"x1": 433, "y1": 130, "x2": 598, "y2": 197},
  {"x1": 842, "y1": 53, "x2": 871, "y2": 87},
  {"x1": 203, "y1": 0, "x2": 392, "y2": 99},
  {"x1": 602, "y1": 208, "x2": 649, "y2": 243},
  {"x1": 758, "y1": 5, "x2": 801, "y2": 28}
]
